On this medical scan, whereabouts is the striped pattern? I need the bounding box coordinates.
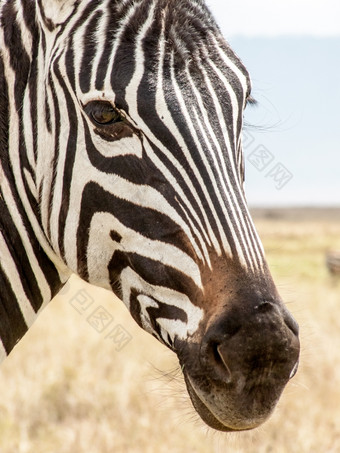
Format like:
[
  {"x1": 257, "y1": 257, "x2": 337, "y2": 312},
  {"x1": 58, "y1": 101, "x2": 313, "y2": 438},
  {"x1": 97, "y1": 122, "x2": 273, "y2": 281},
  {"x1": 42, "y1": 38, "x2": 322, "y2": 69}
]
[{"x1": 0, "y1": 0, "x2": 266, "y2": 356}]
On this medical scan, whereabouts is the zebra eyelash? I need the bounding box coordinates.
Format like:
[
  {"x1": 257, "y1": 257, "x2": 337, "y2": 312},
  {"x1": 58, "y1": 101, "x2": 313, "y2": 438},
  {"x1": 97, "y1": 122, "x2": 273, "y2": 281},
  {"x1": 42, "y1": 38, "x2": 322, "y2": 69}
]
[{"x1": 245, "y1": 95, "x2": 257, "y2": 107}]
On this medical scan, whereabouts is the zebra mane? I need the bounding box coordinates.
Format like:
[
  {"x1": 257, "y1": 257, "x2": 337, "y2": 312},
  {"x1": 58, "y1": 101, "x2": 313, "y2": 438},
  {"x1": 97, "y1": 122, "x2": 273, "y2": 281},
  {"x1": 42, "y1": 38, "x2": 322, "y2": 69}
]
[
  {"x1": 159, "y1": 0, "x2": 221, "y2": 65},
  {"x1": 115, "y1": 0, "x2": 224, "y2": 70}
]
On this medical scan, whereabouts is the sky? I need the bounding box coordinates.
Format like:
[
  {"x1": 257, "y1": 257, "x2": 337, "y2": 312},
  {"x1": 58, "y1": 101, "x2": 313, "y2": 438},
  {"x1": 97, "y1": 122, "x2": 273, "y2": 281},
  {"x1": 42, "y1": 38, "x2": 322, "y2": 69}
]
[
  {"x1": 205, "y1": 1, "x2": 340, "y2": 207},
  {"x1": 206, "y1": 0, "x2": 340, "y2": 37}
]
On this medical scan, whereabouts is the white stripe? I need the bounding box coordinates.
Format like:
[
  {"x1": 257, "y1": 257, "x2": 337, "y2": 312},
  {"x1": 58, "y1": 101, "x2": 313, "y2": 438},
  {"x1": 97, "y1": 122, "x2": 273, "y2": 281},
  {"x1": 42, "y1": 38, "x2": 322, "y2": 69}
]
[
  {"x1": 22, "y1": 88, "x2": 36, "y2": 170},
  {"x1": 23, "y1": 168, "x2": 38, "y2": 201},
  {"x1": 71, "y1": 24, "x2": 87, "y2": 93}
]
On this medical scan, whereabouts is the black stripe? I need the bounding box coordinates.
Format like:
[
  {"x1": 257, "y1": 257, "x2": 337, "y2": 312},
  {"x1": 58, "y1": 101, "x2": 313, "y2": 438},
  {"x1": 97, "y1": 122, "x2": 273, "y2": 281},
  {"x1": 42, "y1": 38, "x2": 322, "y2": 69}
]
[
  {"x1": 1, "y1": 1, "x2": 31, "y2": 111},
  {"x1": 80, "y1": 10, "x2": 103, "y2": 93},
  {"x1": 0, "y1": 55, "x2": 9, "y2": 154},
  {"x1": 0, "y1": 263, "x2": 27, "y2": 355},
  {"x1": 0, "y1": 196, "x2": 42, "y2": 311},
  {"x1": 21, "y1": 0, "x2": 37, "y2": 35},
  {"x1": 109, "y1": 250, "x2": 201, "y2": 299}
]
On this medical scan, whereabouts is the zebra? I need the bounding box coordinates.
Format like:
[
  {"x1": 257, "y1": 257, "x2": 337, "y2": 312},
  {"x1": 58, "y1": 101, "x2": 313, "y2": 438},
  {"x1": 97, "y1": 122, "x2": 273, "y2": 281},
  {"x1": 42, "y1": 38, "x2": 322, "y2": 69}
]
[{"x1": 0, "y1": 0, "x2": 300, "y2": 432}]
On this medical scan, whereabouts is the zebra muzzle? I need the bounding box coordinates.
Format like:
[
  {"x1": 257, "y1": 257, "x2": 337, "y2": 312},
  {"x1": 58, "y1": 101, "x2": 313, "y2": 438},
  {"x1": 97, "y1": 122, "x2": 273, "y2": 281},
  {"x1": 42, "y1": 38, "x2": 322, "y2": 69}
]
[{"x1": 178, "y1": 300, "x2": 300, "y2": 431}]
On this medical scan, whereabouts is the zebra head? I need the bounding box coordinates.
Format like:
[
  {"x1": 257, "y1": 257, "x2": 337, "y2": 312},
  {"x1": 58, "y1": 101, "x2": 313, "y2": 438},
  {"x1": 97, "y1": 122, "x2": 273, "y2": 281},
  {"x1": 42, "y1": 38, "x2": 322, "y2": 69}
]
[{"x1": 35, "y1": 0, "x2": 300, "y2": 431}]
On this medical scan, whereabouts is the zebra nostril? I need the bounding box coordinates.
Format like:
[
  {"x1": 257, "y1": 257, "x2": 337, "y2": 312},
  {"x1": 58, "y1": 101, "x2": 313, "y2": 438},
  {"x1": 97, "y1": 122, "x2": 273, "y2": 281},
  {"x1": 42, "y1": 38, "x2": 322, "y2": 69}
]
[
  {"x1": 256, "y1": 301, "x2": 274, "y2": 314},
  {"x1": 203, "y1": 340, "x2": 233, "y2": 383}
]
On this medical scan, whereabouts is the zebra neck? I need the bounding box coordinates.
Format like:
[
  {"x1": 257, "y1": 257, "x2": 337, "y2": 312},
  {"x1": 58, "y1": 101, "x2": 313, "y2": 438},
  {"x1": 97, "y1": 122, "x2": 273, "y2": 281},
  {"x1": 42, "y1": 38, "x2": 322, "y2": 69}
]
[{"x1": 0, "y1": 3, "x2": 71, "y2": 360}]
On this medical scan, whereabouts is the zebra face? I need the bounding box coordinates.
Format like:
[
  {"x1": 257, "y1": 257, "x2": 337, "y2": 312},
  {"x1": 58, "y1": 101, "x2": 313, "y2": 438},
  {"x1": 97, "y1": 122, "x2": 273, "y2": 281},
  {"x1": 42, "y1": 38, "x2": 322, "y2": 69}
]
[{"x1": 39, "y1": 0, "x2": 300, "y2": 431}]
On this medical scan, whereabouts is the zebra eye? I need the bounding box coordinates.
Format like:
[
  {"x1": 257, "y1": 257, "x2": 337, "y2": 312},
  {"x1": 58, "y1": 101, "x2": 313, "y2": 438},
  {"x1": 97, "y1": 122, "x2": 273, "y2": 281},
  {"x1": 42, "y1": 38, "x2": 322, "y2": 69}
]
[{"x1": 85, "y1": 101, "x2": 122, "y2": 126}]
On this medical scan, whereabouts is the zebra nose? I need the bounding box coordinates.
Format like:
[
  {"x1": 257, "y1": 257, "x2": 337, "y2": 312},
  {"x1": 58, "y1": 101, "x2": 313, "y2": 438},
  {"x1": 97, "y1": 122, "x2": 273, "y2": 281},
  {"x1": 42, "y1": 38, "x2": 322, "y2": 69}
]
[{"x1": 200, "y1": 302, "x2": 300, "y2": 385}]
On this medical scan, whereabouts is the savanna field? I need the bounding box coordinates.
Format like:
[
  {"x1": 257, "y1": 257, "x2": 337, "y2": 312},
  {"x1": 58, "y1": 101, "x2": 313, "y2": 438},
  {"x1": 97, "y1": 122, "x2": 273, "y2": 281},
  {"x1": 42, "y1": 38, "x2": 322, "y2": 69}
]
[{"x1": 0, "y1": 208, "x2": 339, "y2": 453}]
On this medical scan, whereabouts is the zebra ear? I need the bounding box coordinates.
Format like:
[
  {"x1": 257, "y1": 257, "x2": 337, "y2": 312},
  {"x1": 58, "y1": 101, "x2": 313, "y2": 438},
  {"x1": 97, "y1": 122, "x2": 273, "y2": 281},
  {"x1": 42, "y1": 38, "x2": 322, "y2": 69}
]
[{"x1": 38, "y1": 0, "x2": 78, "y2": 28}]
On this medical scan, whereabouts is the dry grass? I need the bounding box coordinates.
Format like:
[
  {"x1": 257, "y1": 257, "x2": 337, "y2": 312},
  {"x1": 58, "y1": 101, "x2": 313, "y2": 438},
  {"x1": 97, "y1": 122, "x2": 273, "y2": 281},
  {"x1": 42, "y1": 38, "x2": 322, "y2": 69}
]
[{"x1": 0, "y1": 215, "x2": 339, "y2": 452}]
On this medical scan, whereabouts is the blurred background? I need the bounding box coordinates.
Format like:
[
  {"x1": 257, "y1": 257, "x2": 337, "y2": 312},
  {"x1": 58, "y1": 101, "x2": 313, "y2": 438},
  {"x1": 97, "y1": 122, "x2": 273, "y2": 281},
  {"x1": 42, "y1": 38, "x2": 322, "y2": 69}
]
[{"x1": 0, "y1": 1, "x2": 339, "y2": 452}]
